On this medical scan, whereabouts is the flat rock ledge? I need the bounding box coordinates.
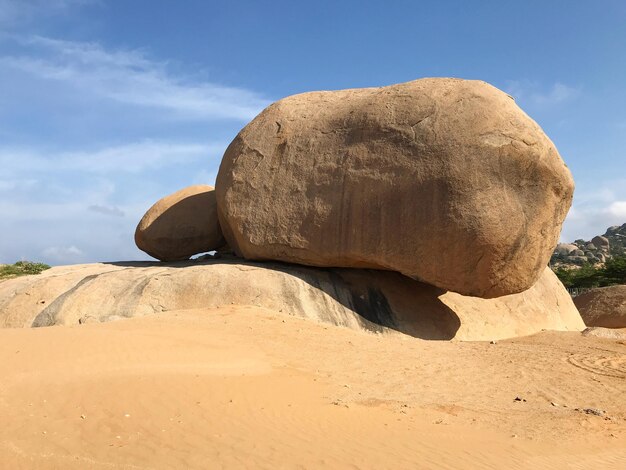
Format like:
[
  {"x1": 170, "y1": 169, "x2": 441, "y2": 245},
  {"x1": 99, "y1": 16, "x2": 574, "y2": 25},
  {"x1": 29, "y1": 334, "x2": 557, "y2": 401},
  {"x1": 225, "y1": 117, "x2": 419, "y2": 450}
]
[{"x1": 0, "y1": 259, "x2": 584, "y2": 341}]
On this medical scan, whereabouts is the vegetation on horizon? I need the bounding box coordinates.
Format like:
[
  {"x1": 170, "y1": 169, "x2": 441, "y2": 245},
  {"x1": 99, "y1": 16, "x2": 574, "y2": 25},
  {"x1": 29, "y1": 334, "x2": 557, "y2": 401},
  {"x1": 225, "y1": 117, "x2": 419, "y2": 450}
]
[
  {"x1": 553, "y1": 255, "x2": 626, "y2": 289},
  {"x1": 0, "y1": 261, "x2": 51, "y2": 280}
]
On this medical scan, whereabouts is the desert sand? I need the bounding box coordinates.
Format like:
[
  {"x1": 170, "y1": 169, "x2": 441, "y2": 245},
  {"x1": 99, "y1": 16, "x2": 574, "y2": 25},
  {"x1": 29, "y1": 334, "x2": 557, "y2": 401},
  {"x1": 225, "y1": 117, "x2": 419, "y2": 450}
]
[{"x1": 1, "y1": 305, "x2": 624, "y2": 469}]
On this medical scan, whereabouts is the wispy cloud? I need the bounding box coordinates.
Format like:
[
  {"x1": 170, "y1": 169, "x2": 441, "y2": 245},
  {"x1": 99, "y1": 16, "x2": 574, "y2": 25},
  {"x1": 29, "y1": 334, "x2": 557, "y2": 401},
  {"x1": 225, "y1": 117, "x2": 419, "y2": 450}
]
[
  {"x1": 88, "y1": 204, "x2": 125, "y2": 217},
  {"x1": 506, "y1": 80, "x2": 580, "y2": 108},
  {"x1": 606, "y1": 201, "x2": 626, "y2": 219},
  {"x1": 1, "y1": 36, "x2": 270, "y2": 121},
  {"x1": 0, "y1": 32, "x2": 268, "y2": 265},
  {"x1": 0, "y1": 179, "x2": 38, "y2": 191},
  {"x1": 560, "y1": 178, "x2": 626, "y2": 241},
  {"x1": 41, "y1": 245, "x2": 84, "y2": 263},
  {"x1": 0, "y1": 137, "x2": 229, "y2": 264},
  {"x1": 0, "y1": 140, "x2": 224, "y2": 175},
  {"x1": 0, "y1": 0, "x2": 98, "y2": 26},
  {"x1": 531, "y1": 83, "x2": 580, "y2": 105}
]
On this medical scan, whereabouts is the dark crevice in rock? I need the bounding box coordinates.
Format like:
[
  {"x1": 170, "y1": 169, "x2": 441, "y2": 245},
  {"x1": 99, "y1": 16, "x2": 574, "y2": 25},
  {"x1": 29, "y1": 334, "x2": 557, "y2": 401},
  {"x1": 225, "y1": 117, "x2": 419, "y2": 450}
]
[{"x1": 31, "y1": 274, "x2": 100, "y2": 327}]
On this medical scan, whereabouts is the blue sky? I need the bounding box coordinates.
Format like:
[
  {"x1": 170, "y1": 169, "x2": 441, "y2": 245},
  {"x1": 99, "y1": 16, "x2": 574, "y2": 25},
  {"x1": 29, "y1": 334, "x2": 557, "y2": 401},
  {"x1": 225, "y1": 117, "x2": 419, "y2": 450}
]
[{"x1": 1, "y1": 0, "x2": 625, "y2": 264}]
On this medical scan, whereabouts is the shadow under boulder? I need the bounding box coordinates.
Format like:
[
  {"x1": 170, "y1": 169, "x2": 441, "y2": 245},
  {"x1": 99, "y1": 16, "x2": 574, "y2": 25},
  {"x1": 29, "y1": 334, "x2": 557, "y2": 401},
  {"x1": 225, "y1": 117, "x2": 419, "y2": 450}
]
[{"x1": 0, "y1": 259, "x2": 583, "y2": 341}]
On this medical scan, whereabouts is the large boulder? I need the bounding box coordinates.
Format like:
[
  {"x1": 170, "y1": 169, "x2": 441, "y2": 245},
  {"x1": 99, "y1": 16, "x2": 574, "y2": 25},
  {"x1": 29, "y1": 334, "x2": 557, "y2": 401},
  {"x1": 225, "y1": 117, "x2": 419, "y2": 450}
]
[
  {"x1": 574, "y1": 285, "x2": 626, "y2": 328},
  {"x1": 0, "y1": 262, "x2": 584, "y2": 341},
  {"x1": 582, "y1": 327, "x2": 626, "y2": 340},
  {"x1": 135, "y1": 185, "x2": 226, "y2": 261},
  {"x1": 216, "y1": 78, "x2": 574, "y2": 298},
  {"x1": 554, "y1": 243, "x2": 579, "y2": 256},
  {"x1": 592, "y1": 235, "x2": 609, "y2": 250}
]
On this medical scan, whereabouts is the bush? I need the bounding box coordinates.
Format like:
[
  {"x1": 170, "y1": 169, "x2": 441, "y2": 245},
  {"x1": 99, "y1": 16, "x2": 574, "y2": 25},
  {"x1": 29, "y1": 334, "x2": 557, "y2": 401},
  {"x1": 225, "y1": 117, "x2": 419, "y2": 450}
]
[
  {"x1": 554, "y1": 263, "x2": 599, "y2": 288},
  {"x1": 601, "y1": 256, "x2": 626, "y2": 286},
  {"x1": 0, "y1": 261, "x2": 51, "y2": 279},
  {"x1": 553, "y1": 255, "x2": 626, "y2": 288}
]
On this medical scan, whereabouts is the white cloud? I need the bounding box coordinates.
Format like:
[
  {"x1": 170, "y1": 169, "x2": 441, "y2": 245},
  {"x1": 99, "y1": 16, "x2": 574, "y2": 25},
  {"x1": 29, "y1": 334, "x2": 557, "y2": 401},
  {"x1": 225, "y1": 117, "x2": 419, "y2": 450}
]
[
  {"x1": 1, "y1": 36, "x2": 270, "y2": 121},
  {"x1": 0, "y1": 35, "x2": 267, "y2": 265},
  {"x1": 0, "y1": 140, "x2": 230, "y2": 264},
  {"x1": 0, "y1": 193, "x2": 155, "y2": 264},
  {"x1": 0, "y1": 138, "x2": 228, "y2": 264},
  {"x1": 0, "y1": 200, "x2": 85, "y2": 220},
  {"x1": 0, "y1": 140, "x2": 225, "y2": 175},
  {"x1": 560, "y1": 179, "x2": 626, "y2": 241},
  {"x1": 607, "y1": 201, "x2": 626, "y2": 218}
]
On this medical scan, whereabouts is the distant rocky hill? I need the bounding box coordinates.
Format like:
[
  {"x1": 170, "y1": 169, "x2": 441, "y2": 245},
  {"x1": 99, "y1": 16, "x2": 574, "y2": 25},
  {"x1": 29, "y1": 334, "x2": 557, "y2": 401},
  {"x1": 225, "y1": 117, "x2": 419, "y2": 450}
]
[{"x1": 551, "y1": 223, "x2": 626, "y2": 268}]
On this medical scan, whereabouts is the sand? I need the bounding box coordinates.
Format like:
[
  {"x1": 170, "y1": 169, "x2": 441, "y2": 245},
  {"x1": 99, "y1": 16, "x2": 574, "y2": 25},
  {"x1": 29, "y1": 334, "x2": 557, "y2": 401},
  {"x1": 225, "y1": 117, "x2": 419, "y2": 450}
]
[{"x1": 1, "y1": 306, "x2": 625, "y2": 469}]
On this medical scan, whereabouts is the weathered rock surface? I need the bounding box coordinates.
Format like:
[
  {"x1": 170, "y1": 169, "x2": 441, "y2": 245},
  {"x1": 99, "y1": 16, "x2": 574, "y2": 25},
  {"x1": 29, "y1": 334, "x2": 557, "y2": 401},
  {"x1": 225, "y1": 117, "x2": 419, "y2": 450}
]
[
  {"x1": 574, "y1": 285, "x2": 626, "y2": 328},
  {"x1": 216, "y1": 78, "x2": 574, "y2": 298},
  {"x1": 0, "y1": 262, "x2": 584, "y2": 341},
  {"x1": 135, "y1": 185, "x2": 225, "y2": 261},
  {"x1": 581, "y1": 327, "x2": 626, "y2": 340}
]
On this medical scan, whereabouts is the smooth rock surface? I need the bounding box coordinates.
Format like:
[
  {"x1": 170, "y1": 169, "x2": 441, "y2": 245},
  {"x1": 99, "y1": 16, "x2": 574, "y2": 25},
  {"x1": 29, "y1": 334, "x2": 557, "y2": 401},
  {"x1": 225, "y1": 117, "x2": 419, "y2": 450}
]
[
  {"x1": 574, "y1": 285, "x2": 626, "y2": 328},
  {"x1": 216, "y1": 78, "x2": 574, "y2": 298},
  {"x1": 0, "y1": 262, "x2": 584, "y2": 341},
  {"x1": 135, "y1": 185, "x2": 226, "y2": 261}
]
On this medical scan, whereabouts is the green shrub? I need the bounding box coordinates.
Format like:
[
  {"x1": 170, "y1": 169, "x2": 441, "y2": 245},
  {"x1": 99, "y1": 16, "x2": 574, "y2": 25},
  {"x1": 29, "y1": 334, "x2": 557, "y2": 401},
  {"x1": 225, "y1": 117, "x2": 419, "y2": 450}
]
[
  {"x1": 0, "y1": 261, "x2": 51, "y2": 279},
  {"x1": 601, "y1": 256, "x2": 626, "y2": 286},
  {"x1": 553, "y1": 255, "x2": 626, "y2": 288}
]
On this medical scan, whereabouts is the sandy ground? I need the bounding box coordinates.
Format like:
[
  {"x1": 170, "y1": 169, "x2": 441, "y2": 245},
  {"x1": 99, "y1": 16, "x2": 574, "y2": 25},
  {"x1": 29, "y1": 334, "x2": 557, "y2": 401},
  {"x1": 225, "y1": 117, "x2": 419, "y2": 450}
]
[{"x1": 0, "y1": 306, "x2": 625, "y2": 469}]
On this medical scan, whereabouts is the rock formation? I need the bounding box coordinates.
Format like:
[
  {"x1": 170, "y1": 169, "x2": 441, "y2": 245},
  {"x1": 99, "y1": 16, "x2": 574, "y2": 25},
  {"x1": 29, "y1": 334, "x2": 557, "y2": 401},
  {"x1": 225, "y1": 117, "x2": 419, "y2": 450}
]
[
  {"x1": 216, "y1": 78, "x2": 573, "y2": 298},
  {"x1": 554, "y1": 244, "x2": 579, "y2": 257},
  {"x1": 574, "y1": 285, "x2": 626, "y2": 328},
  {"x1": 551, "y1": 223, "x2": 626, "y2": 268},
  {"x1": 135, "y1": 185, "x2": 226, "y2": 261},
  {"x1": 0, "y1": 261, "x2": 584, "y2": 341},
  {"x1": 101, "y1": 77, "x2": 585, "y2": 340},
  {"x1": 581, "y1": 327, "x2": 626, "y2": 339},
  {"x1": 592, "y1": 235, "x2": 610, "y2": 249}
]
